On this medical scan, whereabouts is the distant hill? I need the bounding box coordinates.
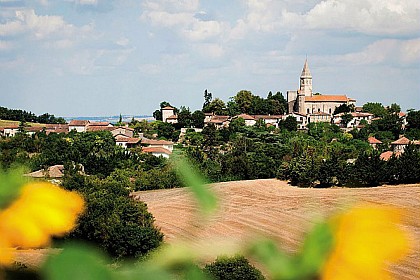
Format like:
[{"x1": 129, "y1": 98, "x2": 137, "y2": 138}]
[{"x1": 64, "y1": 115, "x2": 153, "y2": 124}]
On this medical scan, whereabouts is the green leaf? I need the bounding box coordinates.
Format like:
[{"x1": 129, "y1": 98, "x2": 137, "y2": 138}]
[
  {"x1": 295, "y1": 221, "x2": 334, "y2": 277},
  {"x1": 42, "y1": 243, "x2": 114, "y2": 280},
  {"x1": 247, "y1": 239, "x2": 296, "y2": 280},
  {"x1": 172, "y1": 153, "x2": 217, "y2": 215},
  {"x1": 0, "y1": 167, "x2": 27, "y2": 209}
]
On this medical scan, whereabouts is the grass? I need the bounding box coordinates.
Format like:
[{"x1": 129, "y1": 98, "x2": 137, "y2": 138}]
[{"x1": 0, "y1": 120, "x2": 47, "y2": 127}]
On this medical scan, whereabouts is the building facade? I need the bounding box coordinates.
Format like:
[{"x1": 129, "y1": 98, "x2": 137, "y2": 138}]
[{"x1": 287, "y1": 60, "x2": 356, "y2": 116}]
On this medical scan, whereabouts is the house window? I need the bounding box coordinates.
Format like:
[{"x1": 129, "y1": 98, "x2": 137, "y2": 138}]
[
  {"x1": 329, "y1": 108, "x2": 332, "y2": 114},
  {"x1": 318, "y1": 108, "x2": 320, "y2": 112},
  {"x1": 307, "y1": 108, "x2": 310, "y2": 114}
]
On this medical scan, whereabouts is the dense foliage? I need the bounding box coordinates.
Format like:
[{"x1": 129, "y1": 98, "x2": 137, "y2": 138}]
[
  {"x1": 204, "y1": 255, "x2": 265, "y2": 280},
  {"x1": 0, "y1": 106, "x2": 65, "y2": 124},
  {"x1": 62, "y1": 171, "x2": 163, "y2": 259}
]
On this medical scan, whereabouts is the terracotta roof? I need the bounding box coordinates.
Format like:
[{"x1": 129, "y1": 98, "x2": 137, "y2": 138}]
[
  {"x1": 112, "y1": 126, "x2": 134, "y2": 131},
  {"x1": 236, "y1": 113, "x2": 255, "y2": 120},
  {"x1": 368, "y1": 136, "x2": 382, "y2": 144},
  {"x1": 310, "y1": 112, "x2": 331, "y2": 116},
  {"x1": 305, "y1": 95, "x2": 351, "y2": 102},
  {"x1": 399, "y1": 112, "x2": 406, "y2": 117},
  {"x1": 69, "y1": 120, "x2": 90, "y2": 126},
  {"x1": 26, "y1": 127, "x2": 44, "y2": 132},
  {"x1": 252, "y1": 115, "x2": 284, "y2": 120},
  {"x1": 391, "y1": 137, "x2": 411, "y2": 145},
  {"x1": 142, "y1": 147, "x2": 172, "y2": 155},
  {"x1": 115, "y1": 136, "x2": 141, "y2": 144},
  {"x1": 1, "y1": 125, "x2": 19, "y2": 129},
  {"x1": 380, "y1": 151, "x2": 402, "y2": 161},
  {"x1": 25, "y1": 165, "x2": 65, "y2": 178},
  {"x1": 89, "y1": 122, "x2": 111, "y2": 126},
  {"x1": 141, "y1": 138, "x2": 173, "y2": 145},
  {"x1": 162, "y1": 106, "x2": 174, "y2": 110},
  {"x1": 87, "y1": 126, "x2": 115, "y2": 132},
  {"x1": 352, "y1": 112, "x2": 373, "y2": 117},
  {"x1": 166, "y1": 115, "x2": 178, "y2": 120}
]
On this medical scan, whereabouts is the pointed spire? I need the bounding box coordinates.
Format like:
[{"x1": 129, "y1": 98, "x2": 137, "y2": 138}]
[{"x1": 301, "y1": 58, "x2": 311, "y2": 78}]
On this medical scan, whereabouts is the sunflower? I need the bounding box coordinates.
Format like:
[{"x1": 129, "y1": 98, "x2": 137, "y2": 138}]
[
  {"x1": 322, "y1": 204, "x2": 410, "y2": 280},
  {"x1": 0, "y1": 182, "x2": 84, "y2": 265}
]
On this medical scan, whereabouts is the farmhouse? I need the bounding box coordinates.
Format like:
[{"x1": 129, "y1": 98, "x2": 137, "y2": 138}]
[{"x1": 68, "y1": 120, "x2": 90, "y2": 132}]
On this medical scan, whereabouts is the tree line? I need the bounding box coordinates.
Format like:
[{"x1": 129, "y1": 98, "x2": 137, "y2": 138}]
[{"x1": 0, "y1": 106, "x2": 66, "y2": 124}]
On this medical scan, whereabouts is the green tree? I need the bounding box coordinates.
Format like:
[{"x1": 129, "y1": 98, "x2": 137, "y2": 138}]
[
  {"x1": 191, "y1": 110, "x2": 205, "y2": 128},
  {"x1": 362, "y1": 102, "x2": 387, "y2": 118},
  {"x1": 333, "y1": 104, "x2": 352, "y2": 115},
  {"x1": 206, "y1": 98, "x2": 227, "y2": 115},
  {"x1": 203, "y1": 89, "x2": 213, "y2": 111},
  {"x1": 234, "y1": 90, "x2": 253, "y2": 113},
  {"x1": 281, "y1": 116, "x2": 298, "y2": 131},
  {"x1": 204, "y1": 255, "x2": 265, "y2": 280},
  {"x1": 340, "y1": 113, "x2": 354, "y2": 127}
]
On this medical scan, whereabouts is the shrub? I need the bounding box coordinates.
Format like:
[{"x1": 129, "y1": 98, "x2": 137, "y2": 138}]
[{"x1": 204, "y1": 255, "x2": 265, "y2": 280}]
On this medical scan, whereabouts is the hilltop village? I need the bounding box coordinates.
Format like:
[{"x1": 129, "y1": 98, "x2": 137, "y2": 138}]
[
  {"x1": 1, "y1": 60, "x2": 420, "y2": 277},
  {"x1": 1, "y1": 60, "x2": 419, "y2": 185}
]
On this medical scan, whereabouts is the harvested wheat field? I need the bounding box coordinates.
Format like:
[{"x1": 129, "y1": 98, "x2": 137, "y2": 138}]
[{"x1": 135, "y1": 179, "x2": 420, "y2": 280}]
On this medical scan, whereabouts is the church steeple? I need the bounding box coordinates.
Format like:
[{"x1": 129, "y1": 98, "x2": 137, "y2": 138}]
[
  {"x1": 299, "y1": 58, "x2": 313, "y2": 97},
  {"x1": 301, "y1": 59, "x2": 312, "y2": 78}
]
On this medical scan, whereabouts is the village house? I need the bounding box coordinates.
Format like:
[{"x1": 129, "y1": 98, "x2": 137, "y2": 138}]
[
  {"x1": 0, "y1": 126, "x2": 19, "y2": 137},
  {"x1": 141, "y1": 138, "x2": 174, "y2": 152},
  {"x1": 162, "y1": 106, "x2": 178, "y2": 123},
  {"x1": 111, "y1": 126, "x2": 134, "y2": 138},
  {"x1": 141, "y1": 146, "x2": 172, "y2": 158},
  {"x1": 68, "y1": 120, "x2": 90, "y2": 132},
  {"x1": 115, "y1": 136, "x2": 141, "y2": 148},
  {"x1": 205, "y1": 115, "x2": 230, "y2": 129},
  {"x1": 332, "y1": 112, "x2": 374, "y2": 128},
  {"x1": 307, "y1": 111, "x2": 331, "y2": 124},
  {"x1": 380, "y1": 136, "x2": 420, "y2": 160},
  {"x1": 390, "y1": 136, "x2": 420, "y2": 153},
  {"x1": 234, "y1": 114, "x2": 256, "y2": 126},
  {"x1": 252, "y1": 115, "x2": 284, "y2": 128},
  {"x1": 368, "y1": 136, "x2": 382, "y2": 150}
]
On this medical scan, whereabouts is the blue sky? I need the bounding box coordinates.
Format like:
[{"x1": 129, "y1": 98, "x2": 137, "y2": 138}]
[{"x1": 1, "y1": 0, "x2": 419, "y2": 117}]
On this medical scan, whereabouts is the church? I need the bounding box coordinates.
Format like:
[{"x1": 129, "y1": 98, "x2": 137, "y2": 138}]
[{"x1": 287, "y1": 60, "x2": 356, "y2": 115}]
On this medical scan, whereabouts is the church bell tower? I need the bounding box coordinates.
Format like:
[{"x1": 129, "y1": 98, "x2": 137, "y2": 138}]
[{"x1": 299, "y1": 59, "x2": 312, "y2": 97}]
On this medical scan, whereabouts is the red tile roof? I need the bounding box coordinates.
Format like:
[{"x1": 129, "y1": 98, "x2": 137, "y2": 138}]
[
  {"x1": 142, "y1": 147, "x2": 172, "y2": 155},
  {"x1": 166, "y1": 115, "x2": 178, "y2": 120},
  {"x1": 89, "y1": 122, "x2": 111, "y2": 126},
  {"x1": 115, "y1": 136, "x2": 141, "y2": 144},
  {"x1": 305, "y1": 95, "x2": 351, "y2": 102},
  {"x1": 391, "y1": 137, "x2": 411, "y2": 145},
  {"x1": 162, "y1": 106, "x2": 174, "y2": 110},
  {"x1": 87, "y1": 126, "x2": 115, "y2": 132},
  {"x1": 141, "y1": 138, "x2": 173, "y2": 145},
  {"x1": 368, "y1": 136, "x2": 382, "y2": 144},
  {"x1": 236, "y1": 113, "x2": 255, "y2": 120},
  {"x1": 69, "y1": 120, "x2": 90, "y2": 126},
  {"x1": 380, "y1": 151, "x2": 402, "y2": 161}
]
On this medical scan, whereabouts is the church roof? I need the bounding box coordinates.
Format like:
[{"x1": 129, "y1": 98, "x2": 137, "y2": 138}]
[
  {"x1": 301, "y1": 59, "x2": 312, "y2": 78},
  {"x1": 305, "y1": 95, "x2": 350, "y2": 102}
]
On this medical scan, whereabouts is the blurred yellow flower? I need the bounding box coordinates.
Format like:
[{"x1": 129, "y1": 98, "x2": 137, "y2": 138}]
[
  {"x1": 0, "y1": 182, "x2": 84, "y2": 265},
  {"x1": 322, "y1": 204, "x2": 410, "y2": 280}
]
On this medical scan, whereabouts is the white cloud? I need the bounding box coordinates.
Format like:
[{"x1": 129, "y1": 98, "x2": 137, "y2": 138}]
[
  {"x1": 0, "y1": 40, "x2": 13, "y2": 50},
  {"x1": 140, "y1": 0, "x2": 228, "y2": 42},
  {"x1": 338, "y1": 39, "x2": 420, "y2": 66},
  {"x1": 192, "y1": 43, "x2": 224, "y2": 58},
  {"x1": 298, "y1": 0, "x2": 419, "y2": 35},
  {"x1": 0, "y1": 9, "x2": 75, "y2": 39},
  {"x1": 116, "y1": 37, "x2": 129, "y2": 46}
]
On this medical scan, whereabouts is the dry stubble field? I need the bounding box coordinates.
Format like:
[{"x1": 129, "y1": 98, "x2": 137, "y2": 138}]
[{"x1": 136, "y1": 179, "x2": 420, "y2": 279}]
